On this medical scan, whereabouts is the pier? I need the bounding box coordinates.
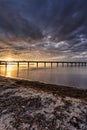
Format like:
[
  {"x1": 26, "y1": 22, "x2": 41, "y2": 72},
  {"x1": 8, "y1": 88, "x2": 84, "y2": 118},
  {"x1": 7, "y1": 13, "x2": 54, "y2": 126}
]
[{"x1": 0, "y1": 61, "x2": 87, "y2": 68}]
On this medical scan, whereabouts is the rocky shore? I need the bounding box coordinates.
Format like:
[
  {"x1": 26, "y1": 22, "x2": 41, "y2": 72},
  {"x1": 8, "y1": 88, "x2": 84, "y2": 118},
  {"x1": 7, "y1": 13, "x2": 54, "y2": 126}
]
[{"x1": 0, "y1": 76, "x2": 87, "y2": 130}]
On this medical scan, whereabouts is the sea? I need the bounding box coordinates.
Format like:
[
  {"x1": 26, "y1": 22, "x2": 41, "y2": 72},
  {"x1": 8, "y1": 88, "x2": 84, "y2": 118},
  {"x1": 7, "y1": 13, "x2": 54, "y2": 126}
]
[{"x1": 0, "y1": 63, "x2": 87, "y2": 89}]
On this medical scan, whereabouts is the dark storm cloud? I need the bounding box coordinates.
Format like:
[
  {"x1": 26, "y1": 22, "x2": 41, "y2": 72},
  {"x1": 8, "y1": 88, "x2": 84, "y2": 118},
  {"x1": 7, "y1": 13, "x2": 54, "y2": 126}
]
[
  {"x1": 0, "y1": 0, "x2": 87, "y2": 59},
  {"x1": 0, "y1": 1, "x2": 43, "y2": 41}
]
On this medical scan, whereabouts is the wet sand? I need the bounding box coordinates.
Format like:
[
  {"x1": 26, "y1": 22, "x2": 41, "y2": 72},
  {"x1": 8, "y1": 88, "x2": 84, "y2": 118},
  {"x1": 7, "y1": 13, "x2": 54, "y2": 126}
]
[{"x1": 0, "y1": 76, "x2": 87, "y2": 130}]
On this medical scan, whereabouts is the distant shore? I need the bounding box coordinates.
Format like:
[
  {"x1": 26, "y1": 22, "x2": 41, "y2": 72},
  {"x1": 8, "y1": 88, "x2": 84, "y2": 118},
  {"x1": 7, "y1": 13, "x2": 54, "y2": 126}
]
[{"x1": 0, "y1": 76, "x2": 87, "y2": 130}]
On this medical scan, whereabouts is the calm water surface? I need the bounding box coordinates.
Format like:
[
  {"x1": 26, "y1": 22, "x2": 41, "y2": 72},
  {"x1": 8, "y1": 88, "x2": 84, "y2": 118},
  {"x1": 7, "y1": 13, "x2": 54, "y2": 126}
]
[{"x1": 0, "y1": 63, "x2": 87, "y2": 89}]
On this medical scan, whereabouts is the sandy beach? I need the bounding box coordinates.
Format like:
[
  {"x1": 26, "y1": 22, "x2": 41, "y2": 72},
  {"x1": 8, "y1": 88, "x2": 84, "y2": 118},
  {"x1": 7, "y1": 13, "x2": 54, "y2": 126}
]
[{"x1": 0, "y1": 76, "x2": 87, "y2": 130}]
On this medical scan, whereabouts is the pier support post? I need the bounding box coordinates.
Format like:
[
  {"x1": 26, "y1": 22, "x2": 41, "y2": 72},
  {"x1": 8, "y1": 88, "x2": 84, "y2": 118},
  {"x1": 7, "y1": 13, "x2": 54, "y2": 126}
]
[
  {"x1": 75, "y1": 63, "x2": 76, "y2": 67},
  {"x1": 57, "y1": 63, "x2": 58, "y2": 67},
  {"x1": 82, "y1": 63, "x2": 83, "y2": 67},
  {"x1": 44, "y1": 62, "x2": 46, "y2": 68},
  {"x1": 28, "y1": 62, "x2": 29, "y2": 69},
  {"x1": 51, "y1": 62, "x2": 52, "y2": 68},
  {"x1": 37, "y1": 62, "x2": 38, "y2": 68},
  {"x1": 17, "y1": 62, "x2": 19, "y2": 77},
  {"x1": 71, "y1": 63, "x2": 73, "y2": 67},
  {"x1": 62, "y1": 63, "x2": 64, "y2": 67},
  {"x1": 17, "y1": 62, "x2": 19, "y2": 70},
  {"x1": 5, "y1": 62, "x2": 7, "y2": 76},
  {"x1": 67, "y1": 63, "x2": 69, "y2": 67},
  {"x1": 79, "y1": 63, "x2": 80, "y2": 67},
  {"x1": 5, "y1": 62, "x2": 7, "y2": 70}
]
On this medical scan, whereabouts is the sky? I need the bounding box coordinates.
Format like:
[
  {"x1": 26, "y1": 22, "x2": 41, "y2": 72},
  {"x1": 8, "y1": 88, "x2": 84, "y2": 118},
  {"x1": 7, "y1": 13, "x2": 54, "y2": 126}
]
[{"x1": 0, "y1": 0, "x2": 87, "y2": 61}]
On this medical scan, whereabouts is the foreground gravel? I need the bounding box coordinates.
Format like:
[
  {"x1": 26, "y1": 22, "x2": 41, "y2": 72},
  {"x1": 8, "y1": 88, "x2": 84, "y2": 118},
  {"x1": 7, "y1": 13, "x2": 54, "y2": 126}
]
[{"x1": 0, "y1": 76, "x2": 87, "y2": 130}]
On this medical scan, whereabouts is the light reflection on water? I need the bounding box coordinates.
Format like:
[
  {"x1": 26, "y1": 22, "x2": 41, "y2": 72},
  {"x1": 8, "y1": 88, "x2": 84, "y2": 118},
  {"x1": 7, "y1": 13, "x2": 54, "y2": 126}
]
[{"x1": 0, "y1": 63, "x2": 87, "y2": 89}]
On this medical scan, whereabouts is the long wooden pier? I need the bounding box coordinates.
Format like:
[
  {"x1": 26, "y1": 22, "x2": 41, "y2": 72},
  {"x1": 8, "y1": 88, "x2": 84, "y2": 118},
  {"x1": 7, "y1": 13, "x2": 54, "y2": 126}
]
[{"x1": 0, "y1": 61, "x2": 87, "y2": 68}]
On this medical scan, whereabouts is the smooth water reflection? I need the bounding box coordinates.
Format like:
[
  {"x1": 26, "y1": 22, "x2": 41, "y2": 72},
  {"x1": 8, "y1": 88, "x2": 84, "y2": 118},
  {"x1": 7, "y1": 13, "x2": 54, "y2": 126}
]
[{"x1": 0, "y1": 64, "x2": 87, "y2": 89}]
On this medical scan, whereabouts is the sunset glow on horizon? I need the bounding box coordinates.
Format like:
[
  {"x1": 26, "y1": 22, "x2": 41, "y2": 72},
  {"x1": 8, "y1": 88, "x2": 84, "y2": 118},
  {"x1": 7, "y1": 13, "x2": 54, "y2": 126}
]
[{"x1": 5, "y1": 57, "x2": 14, "y2": 61}]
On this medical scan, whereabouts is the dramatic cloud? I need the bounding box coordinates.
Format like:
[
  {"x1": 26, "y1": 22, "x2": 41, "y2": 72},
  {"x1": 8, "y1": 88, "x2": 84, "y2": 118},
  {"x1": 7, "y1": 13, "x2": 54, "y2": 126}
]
[{"x1": 0, "y1": 0, "x2": 87, "y2": 60}]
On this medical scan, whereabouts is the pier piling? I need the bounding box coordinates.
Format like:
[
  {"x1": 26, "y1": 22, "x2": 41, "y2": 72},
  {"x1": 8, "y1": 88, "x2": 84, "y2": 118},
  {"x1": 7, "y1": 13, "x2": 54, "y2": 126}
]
[
  {"x1": 37, "y1": 62, "x2": 38, "y2": 68},
  {"x1": 44, "y1": 62, "x2": 46, "y2": 68},
  {"x1": 51, "y1": 62, "x2": 52, "y2": 68},
  {"x1": 28, "y1": 62, "x2": 29, "y2": 69}
]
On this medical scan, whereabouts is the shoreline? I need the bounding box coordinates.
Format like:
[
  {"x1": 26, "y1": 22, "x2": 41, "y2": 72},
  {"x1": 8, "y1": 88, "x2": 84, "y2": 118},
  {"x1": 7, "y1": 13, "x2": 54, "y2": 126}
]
[
  {"x1": 0, "y1": 76, "x2": 87, "y2": 100},
  {"x1": 0, "y1": 76, "x2": 87, "y2": 130}
]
